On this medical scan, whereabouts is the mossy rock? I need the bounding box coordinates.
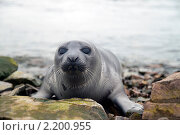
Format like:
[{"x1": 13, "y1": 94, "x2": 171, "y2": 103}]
[
  {"x1": 4, "y1": 71, "x2": 41, "y2": 87},
  {"x1": 142, "y1": 102, "x2": 180, "y2": 120},
  {"x1": 0, "y1": 96, "x2": 108, "y2": 120},
  {"x1": 0, "y1": 56, "x2": 18, "y2": 80}
]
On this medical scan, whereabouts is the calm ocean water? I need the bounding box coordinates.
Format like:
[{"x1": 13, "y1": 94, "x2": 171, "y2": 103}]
[{"x1": 0, "y1": 0, "x2": 180, "y2": 66}]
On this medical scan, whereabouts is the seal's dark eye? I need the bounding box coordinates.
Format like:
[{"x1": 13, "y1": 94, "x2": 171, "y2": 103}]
[
  {"x1": 59, "y1": 48, "x2": 68, "y2": 55},
  {"x1": 81, "y1": 47, "x2": 91, "y2": 54}
]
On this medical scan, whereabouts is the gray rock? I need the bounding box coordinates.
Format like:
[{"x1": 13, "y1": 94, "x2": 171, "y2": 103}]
[
  {"x1": 4, "y1": 71, "x2": 42, "y2": 87},
  {"x1": 0, "y1": 91, "x2": 12, "y2": 96},
  {"x1": 136, "y1": 97, "x2": 150, "y2": 103},
  {"x1": 115, "y1": 116, "x2": 129, "y2": 120},
  {"x1": 0, "y1": 81, "x2": 13, "y2": 93}
]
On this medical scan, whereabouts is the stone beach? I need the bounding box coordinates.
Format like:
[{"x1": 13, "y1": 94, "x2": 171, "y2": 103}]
[{"x1": 0, "y1": 56, "x2": 180, "y2": 120}]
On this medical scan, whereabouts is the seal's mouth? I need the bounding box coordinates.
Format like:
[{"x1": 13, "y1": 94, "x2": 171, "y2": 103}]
[{"x1": 61, "y1": 62, "x2": 86, "y2": 73}]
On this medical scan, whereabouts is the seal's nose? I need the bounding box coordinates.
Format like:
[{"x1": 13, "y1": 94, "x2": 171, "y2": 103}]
[
  {"x1": 67, "y1": 56, "x2": 79, "y2": 63},
  {"x1": 68, "y1": 65, "x2": 78, "y2": 71},
  {"x1": 62, "y1": 56, "x2": 85, "y2": 72}
]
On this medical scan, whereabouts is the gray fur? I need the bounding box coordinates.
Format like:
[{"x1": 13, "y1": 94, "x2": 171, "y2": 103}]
[{"x1": 32, "y1": 41, "x2": 143, "y2": 115}]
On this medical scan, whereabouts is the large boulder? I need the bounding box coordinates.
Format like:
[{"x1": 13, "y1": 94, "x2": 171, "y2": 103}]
[
  {"x1": 151, "y1": 72, "x2": 180, "y2": 103},
  {"x1": 0, "y1": 96, "x2": 108, "y2": 120},
  {"x1": 4, "y1": 71, "x2": 42, "y2": 87},
  {"x1": 0, "y1": 56, "x2": 18, "y2": 80},
  {"x1": 143, "y1": 72, "x2": 180, "y2": 119}
]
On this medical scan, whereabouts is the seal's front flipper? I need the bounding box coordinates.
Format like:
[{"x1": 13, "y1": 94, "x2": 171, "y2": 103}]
[
  {"x1": 125, "y1": 102, "x2": 144, "y2": 115},
  {"x1": 109, "y1": 94, "x2": 144, "y2": 116},
  {"x1": 31, "y1": 90, "x2": 53, "y2": 99}
]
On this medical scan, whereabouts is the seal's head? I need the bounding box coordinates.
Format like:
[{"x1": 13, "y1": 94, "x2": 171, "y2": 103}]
[{"x1": 54, "y1": 41, "x2": 101, "y2": 83}]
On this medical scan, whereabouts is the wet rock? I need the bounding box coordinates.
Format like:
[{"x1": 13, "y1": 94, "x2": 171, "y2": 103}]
[
  {"x1": 4, "y1": 71, "x2": 42, "y2": 87},
  {"x1": 0, "y1": 56, "x2": 18, "y2": 80},
  {"x1": 0, "y1": 81, "x2": 13, "y2": 93},
  {"x1": 0, "y1": 96, "x2": 108, "y2": 120},
  {"x1": 142, "y1": 102, "x2": 180, "y2": 120},
  {"x1": 151, "y1": 72, "x2": 180, "y2": 103}
]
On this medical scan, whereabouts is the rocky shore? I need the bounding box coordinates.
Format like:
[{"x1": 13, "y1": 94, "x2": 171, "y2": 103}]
[{"x1": 0, "y1": 56, "x2": 179, "y2": 120}]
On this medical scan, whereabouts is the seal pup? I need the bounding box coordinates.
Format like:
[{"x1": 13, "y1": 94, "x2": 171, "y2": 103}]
[{"x1": 32, "y1": 41, "x2": 143, "y2": 115}]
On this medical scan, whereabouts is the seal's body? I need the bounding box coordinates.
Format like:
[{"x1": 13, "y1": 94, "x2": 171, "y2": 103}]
[{"x1": 32, "y1": 41, "x2": 143, "y2": 115}]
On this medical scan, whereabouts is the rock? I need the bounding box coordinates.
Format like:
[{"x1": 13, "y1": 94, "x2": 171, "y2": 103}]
[
  {"x1": 143, "y1": 72, "x2": 180, "y2": 120},
  {"x1": 124, "y1": 87, "x2": 130, "y2": 97},
  {"x1": 9, "y1": 84, "x2": 26, "y2": 96},
  {"x1": 1, "y1": 84, "x2": 38, "y2": 96},
  {"x1": 4, "y1": 71, "x2": 42, "y2": 87},
  {"x1": 129, "y1": 88, "x2": 149, "y2": 98},
  {"x1": 144, "y1": 89, "x2": 151, "y2": 96},
  {"x1": 151, "y1": 72, "x2": 180, "y2": 103},
  {"x1": 158, "y1": 117, "x2": 169, "y2": 120},
  {"x1": 142, "y1": 102, "x2": 180, "y2": 120},
  {"x1": 136, "y1": 97, "x2": 150, "y2": 103},
  {"x1": 131, "y1": 79, "x2": 142, "y2": 87},
  {"x1": 129, "y1": 112, "x2": 142, "y2": 120},
  {"x1": 153, "y1": 73, "x2": 166, "y2": 82},
  {"x1": 129, "y1": 79, "x2": 149, "y2": 89},
  {"x1": 114, "y1": 116, "x2": 129, "y2": 120},
  {"x1": 138, "y1": 67, "x2": 153, "y2": 75},
  {"x1": 0, "y1": 81, "x2": 13, "y2": 93},
  {"x1": 0, "y1": 56, "x2": 18, "y2": 80},
  {"x1": 123, "y1": 70, "x2": 143, "y2": 80},
  {"x1": 24, "y1": 84, "x2": 38, "y2": 96},
  {"x1": 107, "y1": 113, "x2": 115, "y2": 120},
  {"x1": 144, "y1": 73, "x2": 153, "y2": 80},
  {"x1": 0, "y1": 96, "x2": 108, "y2": 120},
  {"x1": 0, "y1": 91, "x2": 12, "y2": 96}
]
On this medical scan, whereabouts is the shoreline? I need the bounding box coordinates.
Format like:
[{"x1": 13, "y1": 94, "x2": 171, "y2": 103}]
[
  {"x1": 13, "y1": 55, "x2": 180, "y2": 75},
  {"x1": 0, "y1": 55, "x2": 180, "y2": 120},
  {"x1": 13, "y1": 55, "x2": 180, "y2": 104}
]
